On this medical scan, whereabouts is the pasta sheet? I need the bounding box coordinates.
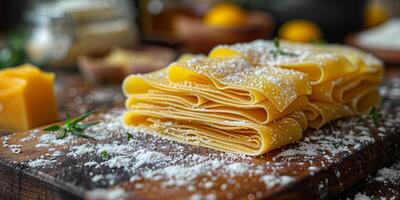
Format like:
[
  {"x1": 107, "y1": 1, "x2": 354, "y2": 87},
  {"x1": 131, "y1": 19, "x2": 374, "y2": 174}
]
[{"x1": 123, "y1": 57, "x2": 310, "y2": 155}]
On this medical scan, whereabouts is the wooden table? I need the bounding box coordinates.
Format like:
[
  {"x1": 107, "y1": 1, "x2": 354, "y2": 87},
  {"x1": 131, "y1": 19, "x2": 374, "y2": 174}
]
[
  {"x1": 0, "y1": 67, "x2": 400, "y2": 200},
  {"x1": 338, "y1": 66, "x2": 400, "y2": 199}
]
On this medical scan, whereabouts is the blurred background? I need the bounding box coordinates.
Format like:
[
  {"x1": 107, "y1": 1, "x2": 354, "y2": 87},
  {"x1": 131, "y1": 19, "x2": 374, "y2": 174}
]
[{"x1": 0, "y1": 0, "x2": 399, "y2": 83}]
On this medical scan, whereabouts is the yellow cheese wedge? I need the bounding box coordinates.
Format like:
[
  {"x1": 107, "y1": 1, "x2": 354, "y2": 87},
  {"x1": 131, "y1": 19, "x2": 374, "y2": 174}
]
[{"x1": 0, "y1": 64, "x2": 59, "y2": 131}]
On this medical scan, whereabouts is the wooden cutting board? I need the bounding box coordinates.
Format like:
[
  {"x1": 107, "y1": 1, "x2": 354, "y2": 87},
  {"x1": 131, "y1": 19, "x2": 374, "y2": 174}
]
[{"x1": 0, "y1": 80, "x2": 400, "y2": 200}]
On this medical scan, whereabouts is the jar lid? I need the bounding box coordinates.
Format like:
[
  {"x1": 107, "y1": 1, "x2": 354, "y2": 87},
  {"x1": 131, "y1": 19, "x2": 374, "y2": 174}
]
[{"x1": 26, "y1": 0, "x2": 130, "y2": 25}]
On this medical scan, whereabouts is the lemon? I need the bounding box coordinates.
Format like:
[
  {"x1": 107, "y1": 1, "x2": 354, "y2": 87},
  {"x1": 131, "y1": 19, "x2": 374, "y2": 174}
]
[
  {"x1": 203, "y1": 3, "x2": 248, "y2": 28},
  {"x1": 279, "y1": 19, "x2": 323, "y2": 43},
  {"x1": 365, "y1": 2, "x2": 390, "y2": 27}
]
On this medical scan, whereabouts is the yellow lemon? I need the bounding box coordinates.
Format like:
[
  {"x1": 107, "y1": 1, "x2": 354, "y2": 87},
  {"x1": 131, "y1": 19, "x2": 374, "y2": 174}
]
[
  {"x1": 279, "y1": 19, "x2": 323, "y2": 43},
  {"x1": 365, "y1": 2, "x2": 390, "y2": 27},
  {"x1": 204, "y1": 3, "x2": 248, "y2": 28}
]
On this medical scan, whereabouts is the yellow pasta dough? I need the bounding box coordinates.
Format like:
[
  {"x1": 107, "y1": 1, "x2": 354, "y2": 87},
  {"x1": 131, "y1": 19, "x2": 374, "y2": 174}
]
[
  {"x1": 302, "y1": 102, "x2": 354, "y2": 129},
  {"x1": 123, "y1": 40, "x2": 384, "y2": 155},
  {"x1": 124, "y1": 57, "x2": 311, "y2": 112},
  {"x1": 209, "y1": 40, "x2": 384, "y2": 128},
  {"x1": 126, "y1": 92, "x2": 308, "y2": 125},
  {"x1": 123, "y1": 57, "x2": 310, "y2": 155},
  {"x1": 167, "y1": 57, "x2": 311, "y2": 111},
  {"x1": 210, "y1": 40, "x2": 360, "y2": 84},
  {"x1": 124, "y1": 110, "x2": 307, "y2": 155}
]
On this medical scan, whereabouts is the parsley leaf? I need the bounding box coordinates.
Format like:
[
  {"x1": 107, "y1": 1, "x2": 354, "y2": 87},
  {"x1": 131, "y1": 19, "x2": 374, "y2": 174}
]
[
  {"x1": 270, "y1": 37, "x2": 297, "y2": 57},
  {"x1": 311, "y1": 38, "x2": 326, "y2": 46},
  {"x1": 100, "y1": 150, "x2": 110, "y2": 160},
  {"x1": 44, "y1": 125, "x2": 61, "y2": 132},
  {"x1": 56, "y1": 129, "x2": 67, "y2": 139},
  {"x1": 367, "y1": 107, "x2": 383, "y2": 122},
  {"x1": 357, "y1": 107, "x2": 383, "y2": 124},
  {"x1": 71, "y1": 110, "x2": 97, "y2": 125},
  {"x1": 127, "y1": 132, "x2": 133, "y2": 141},
  {"x1": 44, "y1": 110, "x2": 98, "y2": 140}
]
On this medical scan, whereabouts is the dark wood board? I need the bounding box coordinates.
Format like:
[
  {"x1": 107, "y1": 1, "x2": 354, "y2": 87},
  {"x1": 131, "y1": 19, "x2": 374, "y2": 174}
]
[
  {"x1": 338, "y1": 159, "x2": 400, "y2": 199},
  {"x1": 0, "y1": 73, "x2": 400, "y2": 200}
]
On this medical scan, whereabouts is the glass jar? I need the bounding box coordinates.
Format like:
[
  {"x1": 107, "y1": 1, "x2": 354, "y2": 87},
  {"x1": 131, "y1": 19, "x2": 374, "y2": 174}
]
[{"x1": 25, "y1": 0, "x2": 138, "y2": 67}]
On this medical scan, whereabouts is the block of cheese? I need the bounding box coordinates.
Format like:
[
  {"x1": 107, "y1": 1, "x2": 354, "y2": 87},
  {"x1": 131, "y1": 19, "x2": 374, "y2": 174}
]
[{"x1": 0, "y1": 64, "x2": 59, "y2": 131}]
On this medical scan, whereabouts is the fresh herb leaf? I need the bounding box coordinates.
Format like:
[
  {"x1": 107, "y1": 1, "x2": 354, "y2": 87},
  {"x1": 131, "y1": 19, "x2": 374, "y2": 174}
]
[
  {"x1": 71, "y1": 131, "x2": 96, "y2": 140},
  {"x1": 274, "y1": 37, "x2": 280, "y2": 49},
  {"x1": 357, "y1": 106, "x2": 383, "y2": 124},
  {"x1": 77, "y1": 122, "x2": 99, "y2": 130},
  {"x1": 100, "y1": 150, "x2": 110, "y2": 160},
  {"x1": 367, "y1": 107, "x2": 383, "y2": 122},
  {"x1": 56, "y1": 129, "x2": 67, "y2": 139},
  {"x1": 0, "y1": 29, "x2": 27, "y2": 69},
  {"x1": 71, "y1": 110, "x2": 97, "y2": 125},
  {"x1": 43, "y1": 110, "x2": 98, "y2": 140},
  {"x1": 127, "y1": 132, "x2": 133, "y2": 141},
  {"x1": 44, "y1": 125, "x2": 61, "y2": 132},
  {"x1": 270, "y1": 37, "x2": 297, "y2": 57},
  {"x1": 311, "y1": 38, "x2": 326, "y2": 45}
]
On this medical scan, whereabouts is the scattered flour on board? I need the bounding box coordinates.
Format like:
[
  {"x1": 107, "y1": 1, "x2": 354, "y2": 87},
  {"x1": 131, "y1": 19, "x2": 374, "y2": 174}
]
[
  {"x1": 86, "y1": 188, "x2": 127, "y2": 200},
  {"x1": 28, "y1": 159, "x2": 55, "y2": 168},
  {"x1": 190, "y1": 193, "x2": 217, "y2": 200},
  {"x1": 353, "y1": 193, "x2": 372, "y2": 200},
  {"x1": 260, "y1": 175, "x2": 294, "y2": 189},
  {"x1": 371, "y1": 161, "x2": 400, "y2": 185},
  {"x1": 2, "y1": 79, "x2": 400, "y2": 200}
]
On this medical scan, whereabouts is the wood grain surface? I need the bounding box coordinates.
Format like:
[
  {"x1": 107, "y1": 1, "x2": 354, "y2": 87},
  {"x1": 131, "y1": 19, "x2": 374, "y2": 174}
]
[{"x1": 0, "y1": 71, "x2": 400, "y2": 200}]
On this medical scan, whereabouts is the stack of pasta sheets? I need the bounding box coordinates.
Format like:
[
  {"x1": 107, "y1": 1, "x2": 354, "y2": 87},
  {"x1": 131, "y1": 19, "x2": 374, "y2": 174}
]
[
  {"x1": 123, "y1": 40, "x2": 384, "y2": 155},
  {"x1": 210, "y1": 40, "x2": 384, "y2": 129},
  {"x1": 124, "y1": 57, "x2": 311, "y2": 155}
]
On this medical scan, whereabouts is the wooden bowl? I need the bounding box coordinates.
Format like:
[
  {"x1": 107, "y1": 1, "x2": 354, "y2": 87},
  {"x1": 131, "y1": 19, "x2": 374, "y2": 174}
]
[
  {"x1": 174, "y1": 11, "x2": 274, "y2": 53},
  {"x1": 78, "y1": 46, "x2": 176, "y2": 84},
  {"x1": 346, "y1": 33, "x2": 400, "y2": 64}
]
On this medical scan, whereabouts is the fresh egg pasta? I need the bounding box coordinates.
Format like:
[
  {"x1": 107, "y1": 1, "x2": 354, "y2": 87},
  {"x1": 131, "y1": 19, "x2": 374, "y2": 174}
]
[{"x1": 123, "y1": 40, "x2": 384, "y2": 155}]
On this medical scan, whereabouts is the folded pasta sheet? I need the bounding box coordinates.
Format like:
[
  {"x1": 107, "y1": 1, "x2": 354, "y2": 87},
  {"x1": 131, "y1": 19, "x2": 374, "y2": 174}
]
[
  {"x1": 305, "y1": 84, "x2": 380, "y2": 129},
  {"x1": 210, "y1": 40, "x2": 359, "y2": 84},
  {"x1": 303, "y1": 102, "x2": 354, "y2": 129},
  {"x1": 167, "y1": 57, "x2": 312, "y2": 110},
  {"x1": 124, "y1": 109, "x2": 307, "y2": 155},
  {"x1": 123, "y1": 40, "x2": 384, "y2": 155},
  {"x1": 309, "y1": 47, "x2": 383, "y2": 105},
  {"x1": 210, "y1": 40, "x2": 384, "y2": 128},
  {"x1": 123, "y1": 57, "x2": 310, "y2": 155}
]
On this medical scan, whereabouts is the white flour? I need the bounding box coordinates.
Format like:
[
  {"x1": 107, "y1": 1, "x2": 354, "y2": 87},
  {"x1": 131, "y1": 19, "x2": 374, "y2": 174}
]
[
  {"x1": 3, "y1": 80, "x2": 400, "y2": 200},
  {"x1": 357, "y1": 19, "x2": 400, "y2": 51}
]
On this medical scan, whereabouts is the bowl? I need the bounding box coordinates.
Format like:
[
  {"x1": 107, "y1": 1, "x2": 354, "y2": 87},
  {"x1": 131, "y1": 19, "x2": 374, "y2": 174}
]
[
  {"x1": 174, "y1": 11, "x2": 274, "y2": 53},
  {"x1": 78, "y1": 46, "x2": 176, "y2": 84},
  {"x1": 240, "y1": 0, "x2": 367, "y2": 42},
  {"x1": 347, "y1": 33, "x2": 400, "y2": 64}
]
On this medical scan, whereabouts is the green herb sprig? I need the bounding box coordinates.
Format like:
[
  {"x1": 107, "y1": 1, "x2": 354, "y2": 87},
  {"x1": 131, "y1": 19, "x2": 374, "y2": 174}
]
[
  {"x1": 44, "y1": 110, "x2": 98, "y2": 140},
  {"x1": 311, "y1": 38, "x2": 326, "y2": 46},
  {"x1": 270, "y1": 37, "x2": 297, "y2": 57},
  {"x1": 357, "y1": 107, "x2": 383, "y2": 124},
  {"x1": 367, "y1": 107, "x2": 383, "y2": 122},
  {"x1": 100, "y1": 150, "x2": 110, "y2": 160},
  {"x1": 0, "y1": 29, "x2": 27, "y2": 69},
  {"x1": 127, "y1": 132, "x2": 133, "y2": 141}
]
